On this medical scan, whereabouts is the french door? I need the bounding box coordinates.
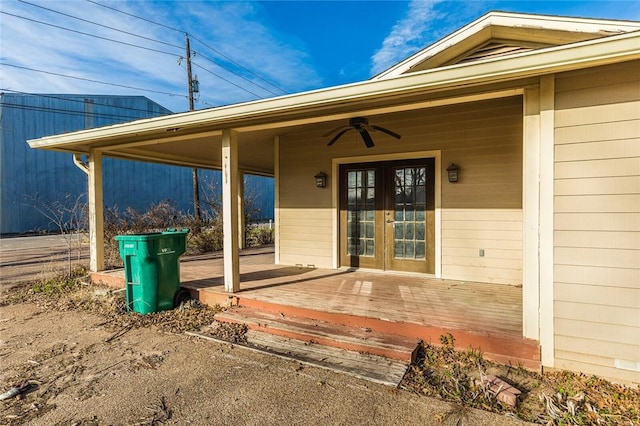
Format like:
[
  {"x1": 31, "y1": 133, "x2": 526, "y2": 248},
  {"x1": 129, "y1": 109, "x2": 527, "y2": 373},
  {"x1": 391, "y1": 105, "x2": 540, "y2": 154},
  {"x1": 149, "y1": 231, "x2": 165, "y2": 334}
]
[{"x1": 339, "y1": 158, "x2": 435, "y2": 274}]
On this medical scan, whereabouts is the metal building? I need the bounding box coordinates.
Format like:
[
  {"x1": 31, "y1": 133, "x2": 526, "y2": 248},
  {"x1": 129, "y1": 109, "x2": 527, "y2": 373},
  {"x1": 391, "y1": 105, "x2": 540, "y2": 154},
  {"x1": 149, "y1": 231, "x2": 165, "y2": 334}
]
[{"x1": 0, "y1": 93, "x2": 273, "y2": 234}]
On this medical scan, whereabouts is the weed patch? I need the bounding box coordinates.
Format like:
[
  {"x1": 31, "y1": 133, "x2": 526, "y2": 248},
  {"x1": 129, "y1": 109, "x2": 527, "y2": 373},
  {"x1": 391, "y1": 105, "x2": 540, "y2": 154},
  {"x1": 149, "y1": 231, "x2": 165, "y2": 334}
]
[
  {"x1": 402, "y1": 336, "x2": 640, "y2": 425},
  {"x1": 2, "y1": 274, "x2": 222, "y2": 335}
]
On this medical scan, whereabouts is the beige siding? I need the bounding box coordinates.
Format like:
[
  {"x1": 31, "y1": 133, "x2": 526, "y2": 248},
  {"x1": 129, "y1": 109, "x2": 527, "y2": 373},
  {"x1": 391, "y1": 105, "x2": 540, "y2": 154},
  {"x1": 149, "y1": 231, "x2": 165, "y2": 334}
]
[
  {"x1": 278, "y1": 96, "x2": 523, "y2": 284},
  {"x1": 553, "y1": 60, "x2": 640, "y2": 384},
  {"x1": 442, "y1": 209, "x2": 522, "y2": 284}
]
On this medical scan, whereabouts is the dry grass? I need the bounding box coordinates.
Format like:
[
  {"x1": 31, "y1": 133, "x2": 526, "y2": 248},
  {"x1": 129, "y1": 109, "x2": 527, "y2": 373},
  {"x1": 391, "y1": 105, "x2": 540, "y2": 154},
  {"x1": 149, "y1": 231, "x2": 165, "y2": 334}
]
[
  {"x1": 1, "y1": 271, "x2": 222, "y2": 335},
  {"x1": 401, "y1": 335, "x2": 640, "y2": 425}
]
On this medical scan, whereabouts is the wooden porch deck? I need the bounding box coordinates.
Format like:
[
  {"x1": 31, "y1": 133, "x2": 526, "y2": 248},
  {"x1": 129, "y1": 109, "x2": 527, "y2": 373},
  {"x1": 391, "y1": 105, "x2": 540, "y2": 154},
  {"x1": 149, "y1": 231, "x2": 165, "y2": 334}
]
[{"x1": 92, "y1": 246, "x2": 540, "y2": 368}]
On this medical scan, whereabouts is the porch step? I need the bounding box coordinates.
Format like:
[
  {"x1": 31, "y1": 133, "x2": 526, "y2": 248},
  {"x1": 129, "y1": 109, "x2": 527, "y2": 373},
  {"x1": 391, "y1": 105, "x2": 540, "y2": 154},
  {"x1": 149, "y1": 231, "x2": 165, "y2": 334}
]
[
  {"x1": 249, "y1": 331, "x2": 408, "y2": 386},
  {"x1": 215, "y1": 307, "x2": 420, "y2": 363},
  {"x1": 217, "y1": 299, "x2": 541, "y2": 370}
]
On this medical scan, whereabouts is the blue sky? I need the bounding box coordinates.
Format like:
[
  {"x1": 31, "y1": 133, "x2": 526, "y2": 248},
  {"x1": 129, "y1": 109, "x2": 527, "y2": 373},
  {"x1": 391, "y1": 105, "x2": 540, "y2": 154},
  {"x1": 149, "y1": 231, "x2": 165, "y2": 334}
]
[{"x1": 1, "y1": 1, "x2": 639, "y2": 113}]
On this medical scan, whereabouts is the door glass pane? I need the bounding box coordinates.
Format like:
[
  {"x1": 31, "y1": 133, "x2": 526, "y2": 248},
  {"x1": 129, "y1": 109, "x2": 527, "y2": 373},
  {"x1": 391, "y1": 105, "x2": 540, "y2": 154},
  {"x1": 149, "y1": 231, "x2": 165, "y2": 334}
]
[
  {"x1": 394, "y1": 240, "x2": 404, "y2": 258},
  {"x1": 392, "y1": 166, "x2": 427, "y2": 260},
  {"x1": 394, "y1": 223, "x2": 403, "y2": 239},
  {"x1": 348, "y1": 188, "x2": 356, "y2": 205},
  {"x1": 405, "y1": 241, "x2": 415, "y2": 258},
  {"x1": 348, "y1": 173, "x2": 356, "y2": 188},
  {"x1": 366, "y1": 222, "x2": 374, "y2": 238},
  {"x1": 367, "y1": 188, "x2": 375, "y2": 202},
  {"x1": 365, "y1": 240, "x2": 374, "y2": 256},
  {"x1": 346, "y1": 169, "x2": 375, "y2": 257},
  {"x1": 404, "y1": 223, "x2": 414, "y2": 240},
  {"x1": 367, "y1": 170, "x2": 375, "y2": 187}
]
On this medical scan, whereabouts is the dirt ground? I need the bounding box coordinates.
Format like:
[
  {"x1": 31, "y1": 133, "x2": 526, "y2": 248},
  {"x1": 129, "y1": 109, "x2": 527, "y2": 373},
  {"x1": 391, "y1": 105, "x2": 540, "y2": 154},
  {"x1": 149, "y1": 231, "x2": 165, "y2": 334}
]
[
  {"x1": 0, "y1": 303, "x2": 526, "y2": 425},
  {"x1": 0, "y1": 237, "x2": 532, "y2": 425},
  {"x1": 3, "y1": 237, "x2": 637, "y2": 425}
]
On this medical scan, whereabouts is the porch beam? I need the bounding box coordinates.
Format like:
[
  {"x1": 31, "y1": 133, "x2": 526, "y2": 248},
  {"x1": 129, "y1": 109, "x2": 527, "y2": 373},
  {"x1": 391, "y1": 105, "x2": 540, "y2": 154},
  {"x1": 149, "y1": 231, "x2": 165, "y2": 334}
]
[
  {"x1": 88, "y1": 149, "x2": 105, "y2": 272},
  {"x1": 99, "y1": 129, "x2": 222, "y2": 150},
  {"x1": 522, "y1": 86, "x2": 541, "y2": 341},
  {"x1": 222, "y1": 129, "x2": 240, "y2": 293},
  {"x1": 237, "y1": 89, "x2": 523, "y2": 133},
  {"x1": 99, "y1": 149, "x2": 274, "y2": 177},
  {"x1": 539, "y1": 75, "x2": 556, "y2": 368}
]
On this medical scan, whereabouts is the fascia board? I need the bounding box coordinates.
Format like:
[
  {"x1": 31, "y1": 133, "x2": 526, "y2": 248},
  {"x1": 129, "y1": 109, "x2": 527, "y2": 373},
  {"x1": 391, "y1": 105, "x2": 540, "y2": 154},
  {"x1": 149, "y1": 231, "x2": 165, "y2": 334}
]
[
  {"x1": 374, "y1": 11, "x2": 640, "y2": 80},
  {"x1": 373, "y1": 12, "x2": 495, "y2": 80},
  {"x1": 29, "y1": 30, "x2": 640, "y2": 151}
]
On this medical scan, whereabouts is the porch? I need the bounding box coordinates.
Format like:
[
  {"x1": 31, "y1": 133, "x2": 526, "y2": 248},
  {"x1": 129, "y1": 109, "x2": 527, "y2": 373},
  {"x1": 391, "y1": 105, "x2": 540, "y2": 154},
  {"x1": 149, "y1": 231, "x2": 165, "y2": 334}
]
[{"x1": 92, "y1": 246, "x2": 540, "y2": 369}]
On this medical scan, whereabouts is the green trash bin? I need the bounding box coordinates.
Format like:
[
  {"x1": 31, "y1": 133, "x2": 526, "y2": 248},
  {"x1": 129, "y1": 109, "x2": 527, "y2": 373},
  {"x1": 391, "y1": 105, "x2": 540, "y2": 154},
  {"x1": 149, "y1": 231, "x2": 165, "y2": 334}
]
[{"x1": 115, "y1": 228, "x2": 190, "y2": 314}]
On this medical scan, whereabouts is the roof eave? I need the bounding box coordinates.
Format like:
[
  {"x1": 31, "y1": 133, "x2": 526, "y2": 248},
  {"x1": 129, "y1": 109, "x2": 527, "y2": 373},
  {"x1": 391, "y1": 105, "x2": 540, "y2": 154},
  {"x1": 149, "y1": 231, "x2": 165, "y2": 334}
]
[
  {"x1": 373, "y1": 11, "x2": 640, "y2": 80},
  {"x1": 29, "y1": 30, "x2": 640, "y2": 151}
]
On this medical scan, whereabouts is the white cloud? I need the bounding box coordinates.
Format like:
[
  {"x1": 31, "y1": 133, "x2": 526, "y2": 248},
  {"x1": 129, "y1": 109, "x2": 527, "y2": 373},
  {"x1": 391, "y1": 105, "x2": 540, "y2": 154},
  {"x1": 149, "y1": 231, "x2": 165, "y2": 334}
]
[
  {"x1": 370, "y1": 0, "x2": 445, "y2": 76},
  {"x1": 0, "y1": 0, "x2": 321, "y2": 112}
]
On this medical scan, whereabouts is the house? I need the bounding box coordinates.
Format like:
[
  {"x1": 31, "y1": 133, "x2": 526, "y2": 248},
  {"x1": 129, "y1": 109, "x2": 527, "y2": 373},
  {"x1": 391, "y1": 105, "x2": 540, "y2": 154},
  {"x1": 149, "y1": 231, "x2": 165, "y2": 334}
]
[
  {"x1": 0, "y1": 93, "x2": 274, "y2": 234},
  {"x1": 28, "y1": 12, "x2": 640, "y2": 384}
]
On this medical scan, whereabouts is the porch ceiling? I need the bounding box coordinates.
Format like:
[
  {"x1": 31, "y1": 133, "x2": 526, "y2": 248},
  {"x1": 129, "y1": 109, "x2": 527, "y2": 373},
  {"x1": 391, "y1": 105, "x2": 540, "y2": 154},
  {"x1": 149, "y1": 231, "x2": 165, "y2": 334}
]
[{"x1": 28, "y1": 29, "x2": 640, "y2": 176}]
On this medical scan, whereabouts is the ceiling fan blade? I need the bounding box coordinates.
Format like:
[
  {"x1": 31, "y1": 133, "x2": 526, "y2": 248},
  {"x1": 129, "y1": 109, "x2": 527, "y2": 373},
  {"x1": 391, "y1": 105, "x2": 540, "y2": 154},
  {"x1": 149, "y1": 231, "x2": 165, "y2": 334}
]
[
  {"x1": 327, "y1": 128, "x2": 351, "y2": 146},
  {"x1": 371, "y1": 125, "x2": 401, "y2": 139},
  {"x1": 323, "y1": 125, "x2": 351, "y2": 137},
  {"x1": 358, "y1": 128, "x2": 375, "y2": 148}
]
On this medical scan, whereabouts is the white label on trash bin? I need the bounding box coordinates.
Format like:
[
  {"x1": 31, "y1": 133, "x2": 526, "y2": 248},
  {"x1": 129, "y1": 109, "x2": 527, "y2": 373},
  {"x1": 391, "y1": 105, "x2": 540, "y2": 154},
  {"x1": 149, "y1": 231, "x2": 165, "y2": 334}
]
[
  {"x1": 124, "y1": 243, "x2": 136, "y2": 249},
  {"x1": 158, "y1": 248, "x2": 176, "y2": 255}
]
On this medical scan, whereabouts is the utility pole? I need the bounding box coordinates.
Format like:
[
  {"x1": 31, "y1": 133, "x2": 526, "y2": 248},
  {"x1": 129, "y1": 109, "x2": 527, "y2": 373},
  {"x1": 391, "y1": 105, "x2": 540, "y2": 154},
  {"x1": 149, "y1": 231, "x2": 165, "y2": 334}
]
[{"x1": 185, "y1": 33, "x2": 201, "y2": 229}]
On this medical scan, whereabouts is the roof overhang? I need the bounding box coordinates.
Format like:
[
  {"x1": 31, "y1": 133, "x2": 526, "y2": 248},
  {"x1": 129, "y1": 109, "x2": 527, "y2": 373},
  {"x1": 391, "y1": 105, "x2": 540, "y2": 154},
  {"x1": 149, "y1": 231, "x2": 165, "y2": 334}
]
[
  {"x1": 29, "y1": 29, "x2": 640, "y2": 176},
  {"x1": 373, "y1": 11, "x2": 640, "y2": 79}
]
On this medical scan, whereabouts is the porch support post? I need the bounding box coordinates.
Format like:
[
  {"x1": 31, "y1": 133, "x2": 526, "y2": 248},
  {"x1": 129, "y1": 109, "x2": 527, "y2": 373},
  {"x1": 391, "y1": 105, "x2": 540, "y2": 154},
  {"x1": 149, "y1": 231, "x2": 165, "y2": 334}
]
[
  {"x1": 88, "y1": 149, "x2": 104, "y2": 272},
  {"x1": 522, "y1": 87, "x2": 541, "y2": 341},
  {"x1": 222, "y1": 129, "x2": 240, "y2": 293},
  {"x1": 238, "y1": 170, "x2": 245, "y2": 250},
  {"x1": 273, "y1": 136, "x2": 280, "y2": 264},
  {"x1": 539, "y1": 75, "x2": 556, "y2": 368}
]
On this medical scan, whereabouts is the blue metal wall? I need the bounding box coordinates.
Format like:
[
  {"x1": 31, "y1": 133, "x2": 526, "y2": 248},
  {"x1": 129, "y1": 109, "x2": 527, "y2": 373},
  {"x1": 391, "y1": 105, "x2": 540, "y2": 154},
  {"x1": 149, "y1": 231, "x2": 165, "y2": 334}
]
[{"x1": 0, "y1": 93, "x2": 274, "y2": 234}]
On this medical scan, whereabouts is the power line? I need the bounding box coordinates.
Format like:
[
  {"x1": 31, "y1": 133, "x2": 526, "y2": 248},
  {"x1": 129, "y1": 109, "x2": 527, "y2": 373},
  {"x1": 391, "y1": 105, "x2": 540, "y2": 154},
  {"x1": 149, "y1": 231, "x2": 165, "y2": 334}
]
[
  {"x1": 189, "y1": 35, "x2": 288, "y2": 95},
  {"x1": 86, "y1": 0, "x2": 288, "y2": 96},
  {"x1": 0, "y1": 89, "x2": 174, "y2": 116},
  {"x1": 85, "y1": 0, "x2": 183, "y2": 33},
  {"x1": 1, "y1": 63, "x2": 188, "y2": 98},
  {"x1": 191, "y1": 62, "x2": 262, "y2": 99},
  {"x1": 194, "y1": 51, "x2": 282, "y2": 97},
  {"x1": 18, "y1": 0, "x2": 184, "y2": 51},
  {"x1": 1, "y1": 11, "x2": 180, "y2": 58},
  {"x1": 4, "y1": 8, "x2": 278, "y2": 99}
]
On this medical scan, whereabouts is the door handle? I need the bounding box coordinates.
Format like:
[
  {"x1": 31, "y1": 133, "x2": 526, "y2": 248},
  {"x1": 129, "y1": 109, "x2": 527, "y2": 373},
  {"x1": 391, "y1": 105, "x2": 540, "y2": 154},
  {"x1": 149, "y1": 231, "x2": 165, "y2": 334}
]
[{"x1": 385, "y1": 220, "x2": 394, "y2": 223}]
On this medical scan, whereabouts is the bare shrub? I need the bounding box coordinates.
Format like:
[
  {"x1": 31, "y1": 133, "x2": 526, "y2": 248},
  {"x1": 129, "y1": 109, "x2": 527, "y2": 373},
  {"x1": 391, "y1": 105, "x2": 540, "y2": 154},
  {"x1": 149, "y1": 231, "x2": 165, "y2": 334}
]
[
  {"x1": 103, "y1": 200, "x2": 196, "y2": 268},
  {"x1": 196, "y1": 175, "x2": 273, "y2": 250},
  {"x1": 25, "y1": 193, "x2": 88, "y2": 275},
  {"x1": 188, "y1": 225, "x2": 223, "y2": 253},
  {"x1": 102, "y1": 174, "x2": 272, "y2": 266},
  {"x1": 246, "y1": 225, "x2": 274, "y2": 247}
]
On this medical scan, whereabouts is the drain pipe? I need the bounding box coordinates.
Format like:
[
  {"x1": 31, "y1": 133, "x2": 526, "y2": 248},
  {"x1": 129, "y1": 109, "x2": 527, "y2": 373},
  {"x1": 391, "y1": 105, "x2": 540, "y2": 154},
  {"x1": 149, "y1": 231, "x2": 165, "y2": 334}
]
[{"x1": 73, "y1": 153, "x2": 89, "y2": 175}]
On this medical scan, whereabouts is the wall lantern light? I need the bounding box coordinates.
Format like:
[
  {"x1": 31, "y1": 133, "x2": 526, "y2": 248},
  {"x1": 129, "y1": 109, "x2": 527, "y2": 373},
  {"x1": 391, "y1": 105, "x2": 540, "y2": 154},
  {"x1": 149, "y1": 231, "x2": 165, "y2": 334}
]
[
  {"x1": 314, "y1": 172, "x2": 327, "y2": 188},
  {"x1": 446, "y1": 163, "x2": 460, "y2": 183}
]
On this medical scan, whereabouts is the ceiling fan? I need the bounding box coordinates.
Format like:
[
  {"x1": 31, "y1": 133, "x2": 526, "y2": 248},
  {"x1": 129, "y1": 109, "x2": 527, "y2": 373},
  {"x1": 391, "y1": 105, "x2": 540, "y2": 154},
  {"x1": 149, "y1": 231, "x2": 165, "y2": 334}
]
[{"x1": 324, "y1": 117, "x2": 401, "y2": 149}]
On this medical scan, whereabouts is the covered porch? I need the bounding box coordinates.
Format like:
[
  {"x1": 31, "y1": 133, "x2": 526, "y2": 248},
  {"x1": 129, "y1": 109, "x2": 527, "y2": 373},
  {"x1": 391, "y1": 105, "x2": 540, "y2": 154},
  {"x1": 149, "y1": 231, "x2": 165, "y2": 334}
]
[
  {"x1": 30, "y1": 25, "x2": 638, "y2": 373},
  {"x1": 92, "y1": 246, "x2": 540, "y2": 368}
]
